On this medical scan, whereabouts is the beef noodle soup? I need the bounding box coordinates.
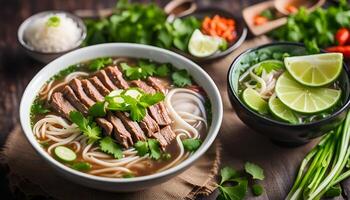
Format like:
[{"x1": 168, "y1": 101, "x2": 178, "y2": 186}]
[{"x1": 31, "y1": 57, "x2": 211, "y2": 178}]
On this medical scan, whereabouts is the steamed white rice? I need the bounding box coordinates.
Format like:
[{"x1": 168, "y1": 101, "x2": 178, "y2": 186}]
[{"x1": 24, "y1": 13, "x2": 82, "y2": 53}]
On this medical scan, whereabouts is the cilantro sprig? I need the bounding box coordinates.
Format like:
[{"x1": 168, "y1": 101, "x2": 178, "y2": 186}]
[
  {"x1": 99, "y1": 136, "x2": 123, "y2": 159},
  {"x1": 182, "y1": 138, "x2": 202, "y2": 152},
  {"x1": 172, "y1": 69, "x2": 192, "y2": 87},
  {"x1": 69, "y1": 111, "x2": 101, "y2": 143},
  {"x1": 31, "y1": 100, "x2": 50, "y2": 115},
  {"x1": 217, "y1": 163, "x2": 265, "y2": 200},
  {"x1": 89, "y1": 57, "x2": 112, "y2": 71},
  {"x1": 134, "y1": 139, "x2": 162, "y2": 160},
  {"x1": 121, "y1": 60, "x2": 170, "y2": 80}
]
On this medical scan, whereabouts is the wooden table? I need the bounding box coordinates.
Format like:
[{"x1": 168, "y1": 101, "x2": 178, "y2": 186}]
[{"x1": 0, "y1": 0, "x2": 348, "y2": 199}]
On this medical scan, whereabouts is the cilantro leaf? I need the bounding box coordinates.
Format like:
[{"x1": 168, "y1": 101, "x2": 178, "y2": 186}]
[
  {"x1": 123, "y1": 173, "x2": 135, "y2": 178},
  {"x1": 244, "y1": 162, "x2": 265, "y2": 180},
  {"x1": 254, "y1": 61, "x2": 284, "y2": 76},
  {"x1": 134, "y1": 141, "x2": 149, "y2": 156},
  {"x1": 71, "y1": 162, "x2": 92, "y2": 171},
  {"x1": 182, "y1": 138, "x2": 202, "y2": 152},
  {"x1": 89, "y1": 57, "x2": 112, "y2": 71},
  {"x1": 69, "y1": 111, "x2": 101, "y2": 143},
  {"x1": 52, "y1": 65, "x2": 78, "y2": 81},
  {"x1": 121, "y1": 62, "x2": 155, "y2": 80},
  {"x1": 31, "y1": 101, "x2": 50, "y2": 115},
  {"x1": 218, "y1": 179, "x2": 248, "y2": 200},
  {"x1": 88, "y1": 101, "x2": 107, "y2": 117},
  {"x1": 155, "y1": 64, "x2": 170, "y2": 77},
  {"x1": 172, "y1": 69, "x2": 192, "y2": 87},
  {"x1": 252, "y1": 184, "x2": 264, "y2": 196},
  {"x1": 148, "y1": 139, "x2": 161, "y2": 160},
  {"x1": 99, "y1": 136, "x2": 123, "y2": 159},
  {"x1": 220, "y1": 167, "x2": 240, "y2": 184},
  {"x1": 139, "y1": 92, "x2": 165, "y2": 106}
]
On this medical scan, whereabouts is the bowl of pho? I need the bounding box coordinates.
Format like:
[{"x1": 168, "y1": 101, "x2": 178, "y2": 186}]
[
  {"x1": 20, "y1": 43, "x2": 222, "y2": 191},
  {"x1": 228, "y1": 42, "x2": 350, "y2": 146}
]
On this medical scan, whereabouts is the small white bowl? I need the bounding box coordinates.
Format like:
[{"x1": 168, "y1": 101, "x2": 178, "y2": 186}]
[
  {"x1": 19, "y1": 43, "x2": 223, "y2": 192},
  {"x1": 17, "y1": 11, "x2": 86, "y2": 63}
]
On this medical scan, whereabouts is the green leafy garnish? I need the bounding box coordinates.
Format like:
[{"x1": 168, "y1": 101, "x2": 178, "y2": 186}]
[
  {"x1": 260, "y1": 9, "x2": 275, "y2": 20},
  {"x1": 252, "y1": 184, "x2": 264, "y2": 196},
  {"x1": 69, "y1": 111, "x2": 101, "y2": 143},
  {"x1": 71, "y1": 162, "x2": 92, "y2": 171},
  {"x1": 217, "y1": 179, "x2": 248, "y2": 200},
  {"x1": 88, "y1": 101, "x2": 106, "y2": 117},
  {"x1": 89, "y1": 57, "x2": 112, "y2": 71},
  {"x1": 31, "y1": 100, "x2": 50, "y2": 115},
  {"x1": 254, "y1": 61, "x2": 284, "y2": 76},
  {"x1": 99, "y1": 136, "x2": 123, "y2": 159},
  {"x1": 220, "y1": 167, "x2": 240, "y2": 184},
  {"x1": 182, "y1": 138, "x2": 202, "y2": 152},
  {"x1": 52, "y1": 65, "x2": 78, "y2": 81},
  {"x1": 46, "y1": 15, "x2": 60, "y2": 27},
  {"x1": 156, "y1": 64, "x2": 171, "y2": 77},
  {"x1": 324, "y1": 184, "x2": 342, "y2": 198},
  {"x1": 134, "y1": 139, "x2": 163, "y2": 160},
  {"x1": 123, "y1": 173, "x2": 135, "y2": 178},
  {"x1": 172, "y1": 69, "x2": 192, "y2": 87},
  {"x1": 244, "y1": 162, "x2": 265, "y2": 180},
  {"x1": 121, "y1": 60, "x2": 170, "y2": 80}
]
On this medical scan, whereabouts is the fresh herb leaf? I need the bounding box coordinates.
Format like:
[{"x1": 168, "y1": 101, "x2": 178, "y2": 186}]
[
  {"x1": 89, "y1": 57, "x2": 112, "y2": 71},
  {"x1": 260, "y1": 10, "x2": 274, "y2": 20},
  {"x1": 220, "y1": 166, "x2": 240, "y2": 184},
  {"x1": 71, "y1": 162, "x2": 92, "y2": 171},
  {"x1": 252, "y1": 184, "x2": 264, "y2": 196},
  {"x1": 155, "y1": 64, "x2": 170, "y2": 77},
  {"x1": 172, "y1": 69, "x2": 192, "y2": 87},
  {"x1": 162, "y1": 153, "x2": 172, "y2": 160},
  {"x1": 121, "y1": 62, "x2": 155, "y2": 80},
  {"x1": 123, "y1": 173, "x2": 135, "y2": 178},
  {"x1": 134, "y1": 141, "x2": 149, "y2": 156},
  {"x1": 69, "y1": 111, "x2": 101, "y2": 143},
  {"x1": 148, "y1": 139, "x2": 161, "y2": 160},
  {"x1": 99, "y1": 136, "x2": 123, "y2": 159},
  {"x1": 244, "y1": 162, "x2": 265, "y2": 180},
  {"x1": 52, "y1": 65, "x2": 78, "y2": 81},
  {"x1": 324, "y1": 184, "x2": 342, "y2": 198},
  {"x1": 254, "y1": 61, "x2": 284, "y2": 76},
  {"x1": 46, "y1": 15, "x2": 60, "y2": 27},
  {"x1": 182, "y1": 138, "x2": 202, "y2": 152},
  {"x1": 88, "y1": 101, "x2": 106, "y2": 117},
  {"x1": 218, "y1": 179, "x2": 248, "y2": 200},
  {"x1": 31, "y1": 100, "x2": 50, "y2": 115},
  {"x1": 139, "y1": 92, "x2": 165, "y2": 106}
]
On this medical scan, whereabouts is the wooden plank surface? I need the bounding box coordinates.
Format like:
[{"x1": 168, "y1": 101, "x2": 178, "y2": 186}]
[{"x1": 0, "y1": 0, "x2": 348, "y2": 199}]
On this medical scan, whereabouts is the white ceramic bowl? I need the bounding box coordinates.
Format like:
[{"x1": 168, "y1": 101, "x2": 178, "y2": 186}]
[{"x1": 20, "y1": 43, "x2": 223, "y2": 192}]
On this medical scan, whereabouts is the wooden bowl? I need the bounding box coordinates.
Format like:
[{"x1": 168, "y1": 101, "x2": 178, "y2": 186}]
[{"x1": 274, "y1": 0, "x2": 326, "y2": 15}]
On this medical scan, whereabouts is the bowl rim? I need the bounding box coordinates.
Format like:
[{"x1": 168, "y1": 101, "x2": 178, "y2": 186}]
[
  {"x1": 19, "y1": 43, "x2": 223, "y2": 183},
  {"x1": 17, "y1": 10, "x2": 87, "y2": 55},
  {"x1": 227, "y1": 41, "x2": 350, "y2": 127}
]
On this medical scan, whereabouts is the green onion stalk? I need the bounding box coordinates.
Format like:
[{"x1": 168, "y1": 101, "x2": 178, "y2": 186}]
[{"x1": 286, "y1": 111, "x2": 350, "y2": 200}]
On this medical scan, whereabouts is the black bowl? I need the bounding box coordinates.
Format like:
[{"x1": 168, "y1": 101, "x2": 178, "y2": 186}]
[{"x1": 227, "y1": 42, "x2": 350, "y2": 146}]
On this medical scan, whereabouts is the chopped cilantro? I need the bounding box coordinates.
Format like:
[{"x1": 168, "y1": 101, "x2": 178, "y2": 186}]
[
  {"x1": 244, "y1": 162, "x2": 265, "y2": 180},
  {"x1": 252, "y1": 184, "x2": 264, "y2": 196},
  {"x1": 31, "y1": 100, "x2": 50, "y2": 115},
  {"x1": 69, "y1": 111, "x2": 101, "y2": 143},
  {"x1": 182, "y1": 138, "x2": 202, "y2": 152},
  {"x1": 71, "y1": 162, "x2": 92, "y2": 171},
  {"x1": 254, "y1": 61, "x2": 284, "y2": 76},
  {"x1": 121, "y1": 60, "x2": 169, "y2": 80},
  {"x1": 88, "y1": 101, "x2": 106, "y2": 117},
  {"x1": 156, "y1": 64, "x2": 171, "y2": 77},
  {"x1": 99, "y1": 136, "x2": 123, "y2": 159},
  {"x1": 46, "y1": 15, "x2": 60, "y2": 27},
  {"x1": 134, "y1": 140, "x2": 149, "y2": 156},
  {"x1": 172, "y1": 69, "x2": 192, "y2": 87},
  {"x1": 52, "y1": 65, "x2": 78, "y2": 81},
  {"x1": 88, "y1": 57, "x2": 112, "y2": 71},
  {"x1": 134, "y1": 139, "x2": 163, "y2": 160}
]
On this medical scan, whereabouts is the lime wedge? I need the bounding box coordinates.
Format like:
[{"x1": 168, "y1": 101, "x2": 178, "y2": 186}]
[
  {"x1": 275, "y1": 72, "x2": 341, "y2": 114},
  {"x1": 242, "y1": 88, "x2": 268, "y2": 114},
  {"x1": 268, "y1": 95, "x2": 298, "y2": 124},
  {"x1": 284, "y1": 53, "x2": 343, "y2": 87},
  {"x1": 188, "y1": 29, "x2": 220, "y2": 57}
]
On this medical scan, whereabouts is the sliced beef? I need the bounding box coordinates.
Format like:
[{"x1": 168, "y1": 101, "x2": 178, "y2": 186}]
[
  {"x1": 62, "y1": 85, "x2": 89, "y2": 115},
  {"x1": 139, "y1": 114, "x2": 159, "y2": 137},
  {"x1": 89, "y1": 76, "x2": 110, "y2": 96},
  {"x1": 105, "y1": 66, "x2": 129, "y2": 89},
  {"x1": 96, "y1": 70, "x2": 117, "y2": 91},
  {"x1": 108, "y1": 113, "x2": 133, "y2": 148},
  {"x1": 50, "y1": 92, "x2": 76, "y2": 119},
  {"x1": 69, "y1": 78, "x2": 95, "y2": 107},
  {"x1": 160, "y1": 126, "x2": 176, "y2": 144},
  {"x1": 115, "y1": 111, "x2": 146, "y2": 142},
  {"x1": 81, "y1": 79, "x2": 104, "y2": 102},
  {"x1": 96, "y1": 118, "x2": 113, "y2": 136},
  {"x1": 147, "y1": 77, "x2": 167, "y2": 94},
  {"x1": 130, "y1": 80, "x2": 172, "y2": 126}
]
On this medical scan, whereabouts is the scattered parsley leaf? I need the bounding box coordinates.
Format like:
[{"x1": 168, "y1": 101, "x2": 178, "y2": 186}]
[
  {"x1": 182, "y1": 138, "x2": 202, "y2": 152},
  {"x1": 148, "y1": 139, "x2": 161, "y2": 160},
  {"x1": 88, "y1": 101, "x2": 107, "y2": 117},
  {"x1": 134, "y1": 141, "x2": 149, "y2": 156},
  {"x1": 244, "y1": 162, "x2": 265, "y2": 180},
  {"x1": 89, "y1": 57, "x2": 112, "y2": 71},
  {"x1": 220, "y1": 167, "x2": 240, "y2": 184},
  {"x1": 52, "y1": 65, "x2": 78, "y2": 81},
  {"x1": 218, "y1": 179, "x2": 248, "y2": 200},
  {"x1": 121, "y1": 62, "x2": 155, "y2": 80},
  {"x1": 69, "y1": 111, "x2": 101, "y2": 143},
  {"x1": 99, "y1": 136, "x2": 123, "y2": 159},
  {"x1": 172, "y1": 69, "x2": 192, "y2": 87},
  {"x1": 46, "y1": 15, "x2": 60, "y2": 27},
  {"x1": 31, "y1": 101, "x2": 50, "y2": 115},
  {"x1": 71, "y1": 162, "x2": 92, "y2": 171},
  {"x1": 252, "y1": 184, "x2": 264, "y2": 196}
]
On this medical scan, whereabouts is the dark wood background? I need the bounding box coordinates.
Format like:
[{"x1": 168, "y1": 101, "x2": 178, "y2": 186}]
[{"x1": 0, "y1": 0, "x2": 348, "y2": 199}]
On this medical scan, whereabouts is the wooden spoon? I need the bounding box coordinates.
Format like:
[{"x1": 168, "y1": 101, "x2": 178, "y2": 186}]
[{"x1": 274, "y1": 0, "x2": 326, "y2": 15}]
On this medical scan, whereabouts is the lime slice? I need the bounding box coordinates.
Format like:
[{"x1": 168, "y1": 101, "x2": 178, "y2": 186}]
[
  {"x1": 284, "y1": 53, "x2": 343, "y2": 87},
  {"x1": 268, "y1": 95, "x2": 298, "y2": 124},
  {"x1": 275, "y1": 72, "x2": 341, "y2": 114},
  {"x1": 188, "y1": 29, "x2": 219, "y2": 57},
  {"x1": 242, "y1": 88, "x2": 268, "y2": 114},
  {"x1": 54, "y1": 146, "x2": 77, "y2": 163}
]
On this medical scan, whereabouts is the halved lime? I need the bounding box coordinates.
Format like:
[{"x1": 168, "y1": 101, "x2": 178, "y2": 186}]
[
  {"x1": 275, "y1": 72, "x2": 341, "y2": 114},
  {"x1": 188, "y1": 29, "x2": 220, "y2": 57},
  {"x1": 242, "y1": 88, "x2": 268, "y2": 114},
  {"x1": 268, "y1": 95, "x2": 298, "y2": 124},
  {"x1": 284, "y1": 53, "x2": 343, "y2": 87}
]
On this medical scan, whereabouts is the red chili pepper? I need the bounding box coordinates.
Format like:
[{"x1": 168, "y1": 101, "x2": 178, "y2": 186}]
[
  {"x1": 335, "y1": 28, "x2": 350, "y2": 46},
  {"x1": 325, "y1": 46, "x2": 350, "y2": 58}
]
